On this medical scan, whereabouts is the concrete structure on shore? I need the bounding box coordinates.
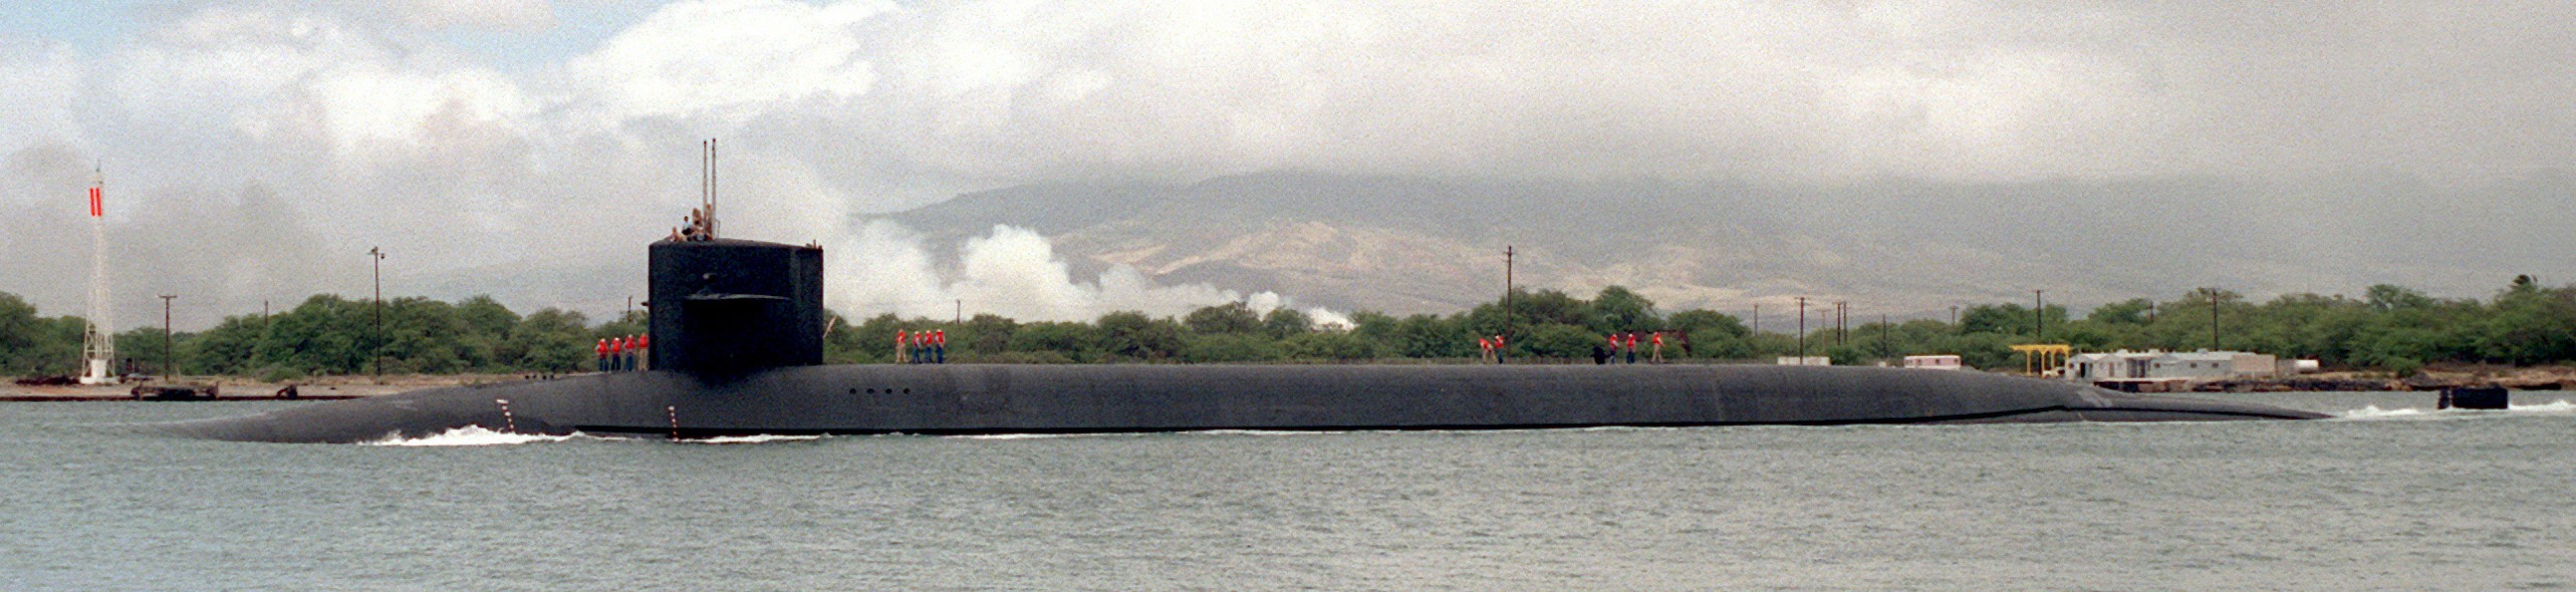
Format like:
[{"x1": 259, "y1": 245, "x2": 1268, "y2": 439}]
[{"x1": 1903, "y1": 355, "x2": 1964, "y2": 371}]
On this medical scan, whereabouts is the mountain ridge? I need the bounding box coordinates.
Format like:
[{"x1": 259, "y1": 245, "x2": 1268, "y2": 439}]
[{"x1": 880, "y1": 171, "x2": 2575, "y2": 317}]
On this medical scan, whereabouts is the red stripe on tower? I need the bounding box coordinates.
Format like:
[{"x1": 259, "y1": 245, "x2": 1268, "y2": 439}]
[{"x1": 89, "y1": 186, "x2": 101, "y2": 217}]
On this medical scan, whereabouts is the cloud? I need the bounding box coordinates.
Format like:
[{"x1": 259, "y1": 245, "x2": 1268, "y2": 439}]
[
  {"x1": 0, "y1": 40, "x2": 85, "y2": 150},
  {"x1": 386, "y1": 0, "x2": 556, "y2": 31},
  {"x1": 6, "y1": 0, "x2": 2576, "y2": 328},
  {"x1": 566, "y1": 0, "x2": 889, "y2": 126}
]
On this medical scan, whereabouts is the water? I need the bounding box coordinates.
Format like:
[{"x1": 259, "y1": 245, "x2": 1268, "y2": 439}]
[{"x1": 4, "y1": 392, "x2": 2571, "y2": 590}]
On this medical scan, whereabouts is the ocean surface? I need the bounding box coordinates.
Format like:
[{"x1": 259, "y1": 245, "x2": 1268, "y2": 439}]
[{"x1": 3, "y1": 391, "x2": 2570, "y2": 591}]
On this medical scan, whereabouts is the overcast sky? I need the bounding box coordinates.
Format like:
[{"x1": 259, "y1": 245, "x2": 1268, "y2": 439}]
[{"x1": 2, "y1": 0, "x2": 2570, "y2": 329}]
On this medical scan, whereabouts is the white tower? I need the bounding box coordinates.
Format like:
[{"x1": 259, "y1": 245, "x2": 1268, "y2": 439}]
[{"x1": 80, "y1": 165, "x2": 118, "y2": 385}]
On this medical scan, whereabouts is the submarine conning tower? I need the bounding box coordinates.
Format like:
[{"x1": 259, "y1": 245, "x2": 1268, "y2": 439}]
[{"x1": 647, "y1": 238, "x2": 826, "y2": 375}]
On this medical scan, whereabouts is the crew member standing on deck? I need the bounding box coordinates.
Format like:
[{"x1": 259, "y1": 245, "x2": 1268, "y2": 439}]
[
  {"x1": 933, "y1": 330, "x2": 947, "y2": 364},
  {"x1": 1492, "y1": 334, "x2": 1507, "y2": 364},
  {"x1": 595, "y1": 338, "x2": 609, "y2": 372},
  {"x1": 636, "y1": 333, "x2": 649, "y2": 371},
  {"x1": 1477, "y1": 337, "x2": 1493, "y2": 364},
  {"x1": 1625, "y1": 332, "x2": 1639, "y2": 364},
  {"x1": 1651, "y1": 331, "x2": 1665, "y2": 364},
  {"x1": 895, "y1": 330, "x2": 908, "y2": 365}
]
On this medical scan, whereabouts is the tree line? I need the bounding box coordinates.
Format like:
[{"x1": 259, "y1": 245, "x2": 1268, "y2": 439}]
[{"x1": 2, "y1": 276, "x2": 2569, "y2": 379}]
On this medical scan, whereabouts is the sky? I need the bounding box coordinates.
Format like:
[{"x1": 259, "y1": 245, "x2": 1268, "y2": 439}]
[{"x1": 1, "y1": 0, "x2": 2571, "y2": 330}]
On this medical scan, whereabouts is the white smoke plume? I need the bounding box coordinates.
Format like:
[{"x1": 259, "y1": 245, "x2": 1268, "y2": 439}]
[{"x1": 830, "y1": 221, "x2": 1349, "y2": 327}]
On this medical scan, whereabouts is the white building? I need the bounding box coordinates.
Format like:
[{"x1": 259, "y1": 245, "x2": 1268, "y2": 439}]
[
  {"x1": 1775, "y1": 356, "x2": 1831, "y2": 366},
  {"x1": 2066, "y1": 350, "x2": 2279, "y2": 382},
  {"x1": 1903, "y1": 355, "x2": 1964, "y2": 371}
]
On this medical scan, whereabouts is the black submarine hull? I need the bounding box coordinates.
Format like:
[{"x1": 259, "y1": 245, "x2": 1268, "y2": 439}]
[{"x1": 159, "y1": 364, "x2": 2327, "y2": 444}]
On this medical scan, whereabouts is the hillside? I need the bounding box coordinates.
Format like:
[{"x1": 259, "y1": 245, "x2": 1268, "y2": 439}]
[{"x1": 881, "y1": 171, "x2": 2576, "y2": 317}]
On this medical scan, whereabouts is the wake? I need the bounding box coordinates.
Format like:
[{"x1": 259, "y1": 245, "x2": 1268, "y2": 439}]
[
  {"x1": 363, "y1": 427, "x2": 828, "y2": 445},
  {"x1": 2336, "y1": 399, "x2": 2575, "y2": 420},
  {"x1": 364, "y1": 426, "x2": 593, "y2": 446}
]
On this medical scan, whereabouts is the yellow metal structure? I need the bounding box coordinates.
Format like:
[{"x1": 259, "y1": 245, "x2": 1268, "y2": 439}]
[{"x1": 2010, "y1": 344, "x2": 2072, "y2": 377}]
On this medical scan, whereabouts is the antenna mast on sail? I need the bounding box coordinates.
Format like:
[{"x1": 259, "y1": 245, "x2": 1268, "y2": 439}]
[{"x1": 701, "y1": 139, "x2": 718, "y2": 240}]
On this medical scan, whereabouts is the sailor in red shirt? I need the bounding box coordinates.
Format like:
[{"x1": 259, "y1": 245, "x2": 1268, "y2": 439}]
[
  {"x1": 1478, "y1": 337, "x2": 1494, "y2": 364},
  {"x1": 596, "y1": 338, "x2": 609, "y2": 372},
  {"x1": 932, "y1": 330, "x2": 947, "y2": 364},
  {"x1": 1650, "y1": 331, "x2": 1665, "y2": 364},
  {"x1": 636, "y1": 334, "x2": 650, "y2": 371},
  {"x1": 1625, "y1": 332, "x2": 1639, "y2": 364},
  {"x1": 896, "y1": 330, "x2": 908, "y2": 365},
  {"x1": 611, "y1": 336, "x2": 630, "y2": 372}
]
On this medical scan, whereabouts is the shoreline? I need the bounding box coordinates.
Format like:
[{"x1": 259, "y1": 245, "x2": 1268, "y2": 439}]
[
  {"x1": 2182, "y1": 366, "x2": 2575, "y2": 393},
  {"x1": 0, "y1": 373, "x2": 560, "y2": 402}
]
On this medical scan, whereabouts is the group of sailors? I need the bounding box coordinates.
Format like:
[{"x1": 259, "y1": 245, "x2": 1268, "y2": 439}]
[
  {"x1": 1594, "y1": 331, "x2": 1665, "y2": 365},
  {"x1": 1475, "y1": 334, "x2": 1509, "y2": 364},
  {"x1": 666, "y1": 207, "x2": 716, "y2": 242},
  {"x1": 896, "y1": 329, "x2": 947, "y2": 364},
  {"x1": 597, "y1": 334, "x2": 648, "y2": 372}
]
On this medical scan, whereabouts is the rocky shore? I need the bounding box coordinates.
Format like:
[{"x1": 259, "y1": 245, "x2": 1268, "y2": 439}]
[{"x1": 2189, "y1": 365, "x2": 2576, "y2": 393}]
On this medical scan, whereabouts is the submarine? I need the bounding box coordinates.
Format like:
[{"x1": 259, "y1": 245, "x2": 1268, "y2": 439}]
[{"x1": 162, "y1": 227, "x2": 2328, "y2": 444}]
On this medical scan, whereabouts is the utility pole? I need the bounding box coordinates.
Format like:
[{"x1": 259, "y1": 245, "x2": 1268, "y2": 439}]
[
  {"x1": 1501, "y1": 245, "x2": 1514, "y2": 364},
  {"x1": 1949, "y1": 305, "x2": 1959, "y2": 331},
  {"x1": 2208, "y1": 288, "x2": 2220, "y2": 351},
  {"x1": 159, "y1": 294, "x2": 175, "y2": 377},
  {"x1": 1835, "y1": 301, "x2": 1847, "y2": 346},
  {"x1": 371, "y1": 246, "x2": 386, "y2": 381},
  {"x1": 1795, "y1": 296, "x2": 1807, "y2": 362},
  {"x1": 2033, "y1": 289, "x2": 2046, "y2": 340},
  {"x1": 955, "y1": 299, "x2": 962, "y2": 325}
]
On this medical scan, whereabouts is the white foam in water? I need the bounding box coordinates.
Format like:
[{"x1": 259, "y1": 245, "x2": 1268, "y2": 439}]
[
  {"x1": 952, "y1": 433, "x2": 1114, "y2": 441},
  {"x1": 365, "y1": 426, "x2": 587, "y2": 446},
  {"x1": 2337, "y1": 405, "x2": 2427, "y2": 419},
  {"x1": 687, "y1": 435, "x2": 827, "y2": 444},
  {"x1": 2337, "y1": 398, "x2": 2576, "y2": 420},
  {"x1": 1187, "y1": 430, "x2": 1344, "y2": 437},
  {"x1": 2509, "y1": 399, "x2": 2576, "y2": 413}
]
